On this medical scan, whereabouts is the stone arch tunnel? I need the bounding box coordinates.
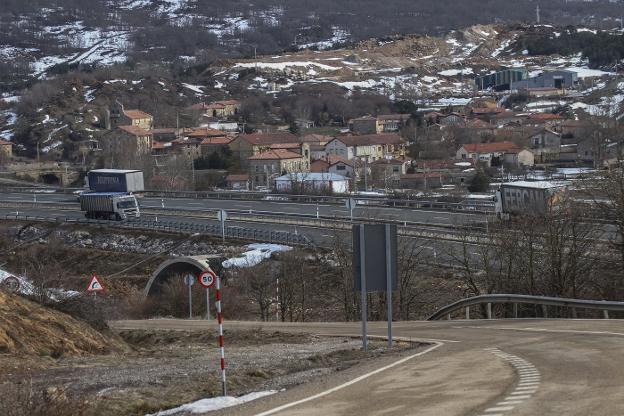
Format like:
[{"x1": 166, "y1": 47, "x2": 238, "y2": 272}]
[{"x1": 144, "y1": 255, "x2": 224, "y2": 297}]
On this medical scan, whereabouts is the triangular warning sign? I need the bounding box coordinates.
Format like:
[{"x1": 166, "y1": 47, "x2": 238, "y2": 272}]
[{"x1": 87, "y1": 274, "x2": 105, "y2": 292}]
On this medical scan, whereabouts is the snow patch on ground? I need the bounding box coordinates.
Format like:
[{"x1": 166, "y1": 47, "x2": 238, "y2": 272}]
[
  {"x1": 234, "y1": 61, "x2": 339, "y2": 72},
  {"x1": 148, "y1": 391, "x2": 277, "y2": 415},
  {"x1": 0, "y1": 269, "x2": 79, "y2": 301},
  {"x1": 222, "y1": 244, "x2": 292, "y2": 268}
]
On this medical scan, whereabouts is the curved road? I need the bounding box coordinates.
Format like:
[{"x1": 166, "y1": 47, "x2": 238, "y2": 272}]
[{"x1": 111, "y1": 319, "x2": 624, "y2": 415}]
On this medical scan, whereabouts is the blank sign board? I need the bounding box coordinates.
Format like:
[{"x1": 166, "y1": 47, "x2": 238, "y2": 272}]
[{"x1": 353, "y1": 224, "x2": 398, "y2": 292}]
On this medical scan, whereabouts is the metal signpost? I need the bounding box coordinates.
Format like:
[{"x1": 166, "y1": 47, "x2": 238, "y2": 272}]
[
  {"x1": 346, "y1": 198, "x2": 356, "y2": 222},
  {"x1": 217, "y1": 210, "x2": 228, "y2": 242},
  {"x1": 353, "y1": 224, "x2": 398, "y2": 351},
  {"x1": 215, "y1": 274, "x2": 227, "y2": 396},
  {"x1": 184, "y1": 274, "x2": 195, "y2": 319}
]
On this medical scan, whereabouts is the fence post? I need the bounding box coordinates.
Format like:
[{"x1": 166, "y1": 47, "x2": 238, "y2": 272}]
[
  {"x1": 603, "y1": 310, "x2": 610, "y2": 319},
  {"x1": 541, "y1": 304, "x2": 548, "y2": 318},
  {"x1": 513, "y1": 303, "x2": 518, "y2": 318},
  {"x1": 487, "y1": 303, "x2": 492, "y2": 319},
  {"x1": 465, "y1": 306, "x2": 470, "y2": 320}
]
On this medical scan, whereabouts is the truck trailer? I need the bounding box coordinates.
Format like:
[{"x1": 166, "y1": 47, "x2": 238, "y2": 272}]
[
  {"x1": 87, "y1": 169, "x2": 145, "y2": 193},
  {"x1": 80, "y1": 192, "x2": 140, "y2": 220},
  {"x1": 495, "y1": 181, "x2": 566, "y2": 219}
]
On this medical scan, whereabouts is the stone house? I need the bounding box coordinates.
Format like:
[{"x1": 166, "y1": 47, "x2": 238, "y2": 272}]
[
  {"x1": 193, "y1": 100, "x2": 241, "y2": 119},
  {"x1": 310, "y1": 155, "x2": 355, "y2": 178},
  {"x1": 349, "y1": 116, "x2": 377, "y2": 134},
  {"x1": 247, "y1": 149, "x2": 310, "y2": 188},
  {"x1": 116, "y1": 125, "x2": 153, "y2": 155},
  {"x1": 325, "y1": 134, "x2": 404, "y2": 161},
  {"x1": 456, "y1": 141, "x2": 527, "y2": 167},
  {"x1": 376, "y1": 114, "x2": 411, "y2": 133},
  {"x1": 528, "y1": 128, "x2": 561, "y2": 163},
  {"x1": 225, "y1": 174, "x2": 250, "y2": 190},
  {"x1": 228, "y1": 132, "x2": 305, "y2": 167},
  {"x1": 0, "y1": 139, "x2": 13, "y2": 158},
  {"x1": 109, "y1": 101, "x2": 153, "y2": 130}
]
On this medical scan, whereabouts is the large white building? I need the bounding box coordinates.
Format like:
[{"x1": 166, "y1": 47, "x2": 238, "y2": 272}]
[{"x1": 274, "y1": 172, "x2": 350, "y2": 194}]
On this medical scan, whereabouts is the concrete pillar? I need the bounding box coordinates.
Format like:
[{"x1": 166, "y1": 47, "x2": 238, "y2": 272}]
[
  {"x1": 447, "y1": 314, "x2": 451, "y2": 321},
  {"x1": 465, "y1": 306, "x2": 470, "y2": 320},
  {"x1": 541, "y1": 304, "x2": 548, "y2": 318},
  {"x1": 603, "y1": 310, "x2": 610, "y2": 319},
  {"x1": 487, "y1": 303, "x2": 492, "y2": 320},
  {"x1": 571, "y1": 308, "x2": 577, "y2": 319},
  {"x1": 513, "y1": 303, "x2": 518, "y2": 319}
]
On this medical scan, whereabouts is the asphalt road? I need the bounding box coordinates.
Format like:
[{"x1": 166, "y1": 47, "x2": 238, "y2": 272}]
[
  {"x1": 0, "y1": 203, "x2": 476, "y2": 267},
  {"x1": 0, "y1": 191, "x2": 487, "y2": 226},
  {"x1": 111, "y1": 319, "x2": 624, "y2": 416}
]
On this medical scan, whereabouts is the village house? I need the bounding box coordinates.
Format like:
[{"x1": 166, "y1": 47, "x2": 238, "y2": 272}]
[
  {"x1": 0, "y1": 139, "x2": 13, "y2": 159},
  {"x1": 524, "y1": 113, "x2": 564, "y2": 130},
  {"x1": 349, "y1": 116, "x2": 377, "y2": 134},
  {"x1": 108, "y1": 101, "x2": 153, "y2": 130},
  {"x1": 191, "y1": 100, "x2": 241, "y2": 119},
  {"x1": 528, "y1": 128, "x2": 561, "y2": 163},
  {"x1": 310, "y1": 155, "x2": 356, "y2": 178},
  {"x1": 325, "y1": 134, "x2": 404, "y2": 161},
  {"x1": 229, "y1": 132, "x2": 300, "y2": 160},
  {"x1": 247, "y1": 149, "x2": 310, "y2": 188},
  {"x1": 115, "y1": 125, "x2": 153, "y2": 155},
  {"x1": 370, "y1": 158, "x2": 410, "y2": 188},
  {"x1": 376, "y1": 114, "x2": 411, "y2": 133},
  {"x1": 456, "y1": 141, "x2": 532, "y2": 168},
  {"x1": 274, "y1": 172, "x2": 350, "y2": 194},
  {"x1": 438, "y1": 112, "x2": 466, "y2": 127},
  {"x1": 225, "y1": 174, "x2": 251, "y2": 190},
  {"x1": 170, "y1": 136, "x2": 203, "y2": 159}
]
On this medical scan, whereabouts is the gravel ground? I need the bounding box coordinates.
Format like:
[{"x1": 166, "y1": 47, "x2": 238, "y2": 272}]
[{"x1": 1, "y1": 329, "x2": 413, "y2": 415}]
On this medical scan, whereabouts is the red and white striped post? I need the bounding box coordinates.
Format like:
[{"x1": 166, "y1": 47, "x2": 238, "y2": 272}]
[{"x1": 215, "y1": 275, "x2": 226, "y2": 396}]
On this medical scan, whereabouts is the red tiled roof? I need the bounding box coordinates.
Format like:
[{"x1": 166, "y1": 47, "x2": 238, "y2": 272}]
[
  {"x1": 200, "y1": 137, "x2": 233, "y2": 145},
  {"x1": 239, "y1": 132, "x2": 299, "y2": 145},
  {"x1": 0, "y1": 139, "x2": 11, "y2": 145},
  {"x1": 269, "y1": 142, "x2": 301, "y2": 150},
  {"x1": 401, "y1": 173, "x2": 444, "y2": 179},
  {"x1": 217, "y1": 100, "x2": 240, "y2": 106},
  {"x1": 326, "y1": 155, "x2": 353, "y2": 167},
  {"x1": 300, "y1": 134, "x2": 333, "y2": 144},
  {"x1": 527, "y1": 113, "x2": 563, "y2": 121},
  {"x1": 226, "y1": 174, "x2": 249, "y2": 182},
  {"x1": 118, "y1": 125, "x2": 151, "y2": 136},
  {"x1": 152, "y1": 141, "x2": 170, "y2": 150},
  {"x1": 470, "y1": 107, "x2": 505, "y2": 115},
  {"x1": 187, "y1": 127, "x2": 227, "y2": 138},
  {"x1": 123, "y1": 109, "x2": 152, "y2": 119},
  {"x1": 310, "y1": 159, "x2": 330, "y2": 172},
  {"x1": 465, "y1": 119, "x2": 494, "y2": 129},
  {"x1": 462, "y1": 141, "x2": 520, "y2": 153},
  {"x1": 247, "y1": 149, "x2": 303, "y2": 160}
]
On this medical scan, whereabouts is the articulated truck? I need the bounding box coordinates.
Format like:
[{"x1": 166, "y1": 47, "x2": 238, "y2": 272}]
[
  {"x1": 495, "y1": 181, "x2": 567, "y2": 219},
  {"x1": 80, "y1": 169, "x2": 144, "y2": 220},
  {"x1": 80, "y1": 192, "x2": 140, "y2": 220}
]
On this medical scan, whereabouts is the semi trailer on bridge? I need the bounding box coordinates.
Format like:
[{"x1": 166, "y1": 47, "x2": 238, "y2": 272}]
[
  {"x1": 79, "y1": 169, "x2": 144, "y2": 220},
  {"x1": 80, "y1": 192, "x2": 140, "y2": 220},
  {"x1": 495, "y1": 181, "x2": 567, "y2": 219}
]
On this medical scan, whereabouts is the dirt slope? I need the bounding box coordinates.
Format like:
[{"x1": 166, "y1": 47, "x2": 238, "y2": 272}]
[{"x1": 0, "y1": 291, "x2": 125, "y2": 356}]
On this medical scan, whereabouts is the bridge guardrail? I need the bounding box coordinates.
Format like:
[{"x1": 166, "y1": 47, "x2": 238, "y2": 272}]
[
  {"x1": 1, "y1": 214, "x2": 313, "y2": 247},
  {"x1": 428, "y1": 294, "x2": 624, "y2": 320}
]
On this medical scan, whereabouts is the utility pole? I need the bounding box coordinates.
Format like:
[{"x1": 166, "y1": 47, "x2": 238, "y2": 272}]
[
  {"x1": 364, "y1": 158, "x2": 368, "y2": 191},
  {"x1": 536, "y1": 4, "x2": 541, "y2": 24}
]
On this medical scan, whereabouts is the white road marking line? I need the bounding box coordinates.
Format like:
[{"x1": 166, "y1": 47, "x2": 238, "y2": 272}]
[
  {"x1": 472, "y1": 326, "x2": 624, "y2": 337},
  {"x1": 483, "y1": 348, "x2": 540, "y2": 416},
  {"x1": 485, "y1": 406, "x2": 515, "y2": 412},
  {"x1": 254, "y1": 342, "x2": 444, "y2": 416}
]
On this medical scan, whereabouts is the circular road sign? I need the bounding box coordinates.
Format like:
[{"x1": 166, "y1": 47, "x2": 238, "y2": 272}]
[
  {"x1": 198, "y1": 270, "x2": 217, "y2": 288},
  {"x1": 1, "y1": 276, "x2": 21, "y2": 293}
]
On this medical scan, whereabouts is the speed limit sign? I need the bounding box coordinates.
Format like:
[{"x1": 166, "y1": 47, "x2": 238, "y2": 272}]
[{"x1": 198, "y1": 270, "x2": 217, "y2": 288}]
